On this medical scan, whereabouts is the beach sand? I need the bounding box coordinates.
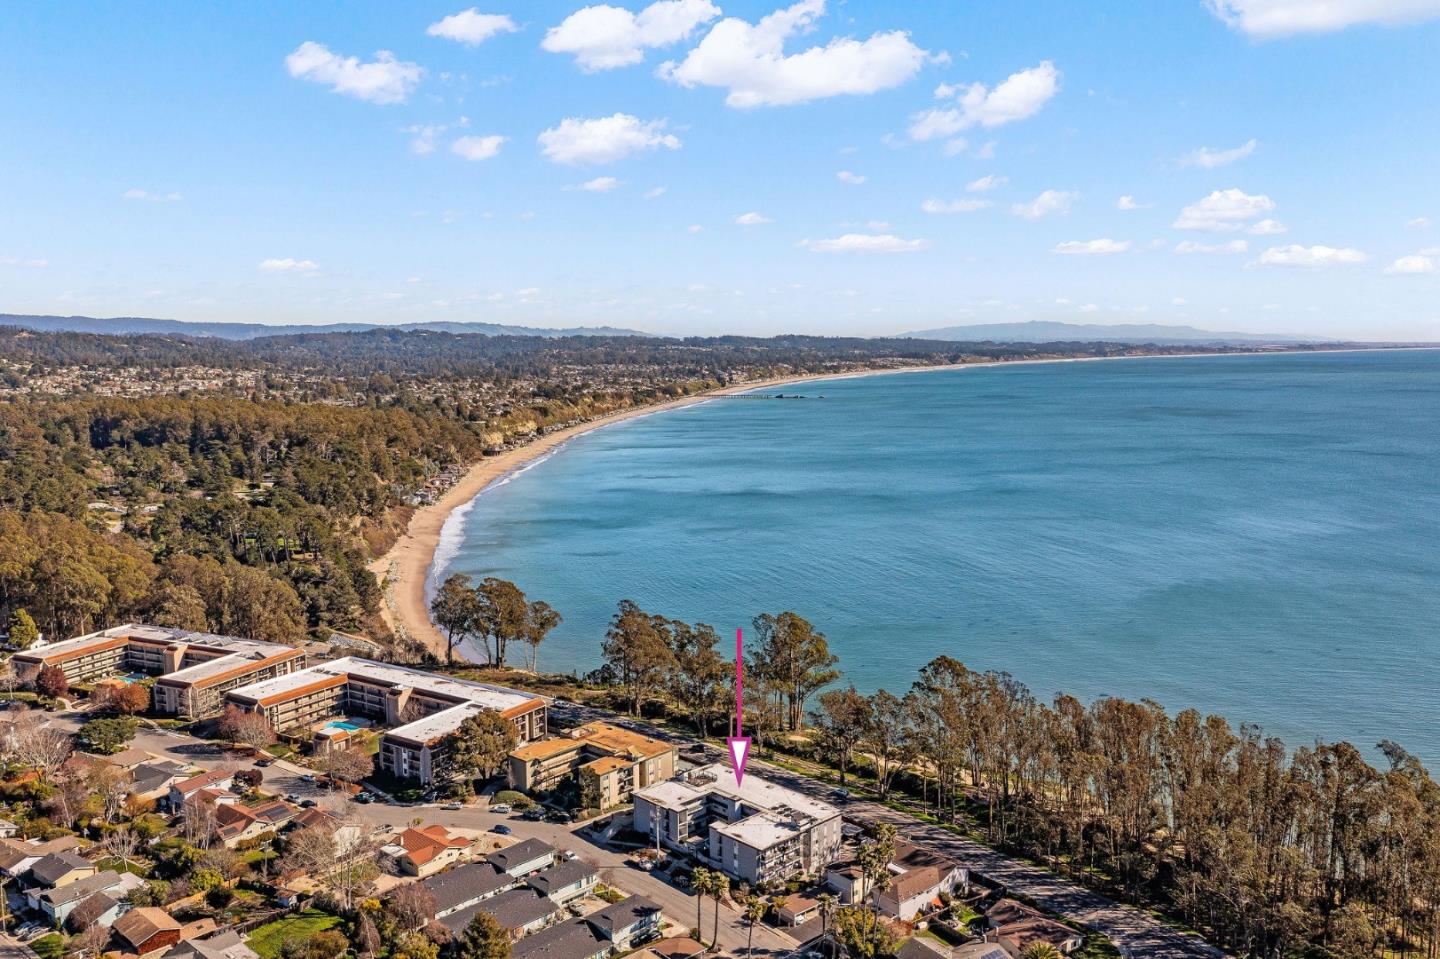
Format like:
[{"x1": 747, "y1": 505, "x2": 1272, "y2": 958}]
[{"x1": 367, "y1": 370, "x2": 852, "y2": 661}]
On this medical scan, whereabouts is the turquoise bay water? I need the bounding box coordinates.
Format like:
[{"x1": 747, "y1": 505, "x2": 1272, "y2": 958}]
[{"x1": 435, "y1": 351, "x2": 1440, "y2": 762}]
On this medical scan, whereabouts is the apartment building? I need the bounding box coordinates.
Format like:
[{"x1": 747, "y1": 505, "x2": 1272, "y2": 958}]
[
  {"x1": 507, "y1": 722, "x2": 677, "y2": 810},
  {"x1": 225, "y1": 657, "x2": 547, "y2": 786},
  {"x1": 633, "y1": 764, "x2": 842, "y2": 886},
  {"x1": 12, "y1": 624, "x2": 305, "y2": 718}
]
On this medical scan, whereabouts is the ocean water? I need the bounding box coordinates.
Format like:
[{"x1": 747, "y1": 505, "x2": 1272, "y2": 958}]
[{"x1": 434, "y1": 350, "x2": 1440, "y2": 763}]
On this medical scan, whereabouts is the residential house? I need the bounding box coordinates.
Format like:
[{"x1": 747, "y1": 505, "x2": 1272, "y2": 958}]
[
  {"x1": 0, "y1": 837, "x2": 81, "y2": 881},
  {"x1": 588, "y1": 896, "x2": 663, "y2": 951},
  {"x1": 0, "y1": 818, "x2": 18, "y2": 838},
  {"x1": 129, "y1": 761, "x2": 194, "y2": 803},
  {"x1": 439, "y1": 887, "x2": 561, "y2": 939},
  {"x1": 775, "y1": 894, "x2": 823, "y2": 927},
  {"x1": 166, "y1": 769, "x2": 235, "y2": 812},
  {"x1": 422, "y1": 862, "x2": 517, "y2": 922},
  {"x1": 213, "y1": 799, "x2": 298, "y2": 847},
  {"x1": 64, "y1": 890, "x2": 128, "y2": 933},
  {"x1": 877, "y1": 844, "x2": 968, "y2": 920},
  {"x1": 511, "y1": 919, "x2": 611, "y2": 959},
  {"x1": 113, "y1": 906, "x2": 183, "y2": 955},
  {"x1": 32, "y1": 870, "x2": 144, "y2": 926},
  {"x1": 826, "y1": 842, "x2": 968, "y2": 920},
  {"x1": 162, "y1": 929, "x2": 262, "y2": 959},
  {"x1": 383, "y1": 826, "x2": 474, "y2": 878},
  {"x1": 27, "y1": 852, "x2": 95, "y2": 890},
  {"x1": 525, "y1": 860, "x2": 599, "y2": 905},
  {"x1": 488, "y1": 838, "x2": 556, "y2": 878},
  {"x1": 290, "y1": 807, "x2": 362, "y2": 853},
  {"x1": 987, "y1": 900, "x2": 1084, "y2": 956}
]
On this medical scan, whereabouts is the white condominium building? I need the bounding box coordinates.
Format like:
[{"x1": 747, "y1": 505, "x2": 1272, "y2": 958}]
[{"x1": 633, "y1": 764, "x2": 842, "y2": 886}]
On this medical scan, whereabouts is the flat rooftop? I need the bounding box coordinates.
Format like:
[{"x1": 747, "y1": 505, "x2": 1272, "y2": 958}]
[
  {"x1": 636, "y1": 763, "x2": 840, "y2": 824},
  {"x1": 18, "y1": 623, "x2": 295, "y2": 664},
  {"x1": 711, "y1": 810, "x2": 807, "y2": 849}
]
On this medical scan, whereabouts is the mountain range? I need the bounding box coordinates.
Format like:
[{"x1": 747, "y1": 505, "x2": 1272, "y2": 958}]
[
  {"x1": 902, "y1": 320, "x2": 1335, "y2": 345},
  {"x1": 0, "y1": 314, "x2": 652, "y2": 340}
]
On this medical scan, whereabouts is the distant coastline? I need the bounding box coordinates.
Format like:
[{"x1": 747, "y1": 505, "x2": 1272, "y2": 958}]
[{"x1": 371, "y1": 345, "x2": 1433, "y2": 663}]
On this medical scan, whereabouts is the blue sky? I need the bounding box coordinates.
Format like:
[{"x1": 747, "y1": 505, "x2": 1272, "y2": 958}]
[{"x1": 2, "y1": 0, "x2": 1438, "y2": 338}]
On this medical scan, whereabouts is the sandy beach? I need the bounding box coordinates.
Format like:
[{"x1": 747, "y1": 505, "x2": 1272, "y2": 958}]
[{"x1": 368, "y1": 369, "x2": 857, "y2": 660}]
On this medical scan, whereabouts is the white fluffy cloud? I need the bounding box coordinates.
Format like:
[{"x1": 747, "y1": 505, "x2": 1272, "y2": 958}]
[
  {"x1": 802, "y1": 232, "x2": 930, "y2": 253},
  {"x1": 966, "y1": 174, "x2": 1007, "y2": 192},
  {"x1": 1173, "y1": 188, "x2": 1277, "y2": 232},
  {"x1": 1054, "y1": 239, "x2": 1130, "y2": 255},
  {"x1": 734, "y1": 211, "x2": 772, "y2": 225},
  {"x1": 537, "y1": 114, "x2": 680, "y2": 164},
  {"x1": 122, "y1": 189, "x2": 182, "y2": 203},
  {"x1": 1385, "y1": 253, "x2": 1437, "y2": 274},
  {"x1": 1180, "y1": 138, "x2": 1258, "y2": 168},
  {"x1": 1205, "y1": 0, "x2": 1440, "y2": 36},
  {"x1": 658, "y1": 0, "x2": 928, "y2": 108},
  {"x1": 836, "y1": 170, "x2": 867, "y2": 185},
  {"x1": 1254, "y1": 244, "x2": 1368, "y2": 267},
  {"x1": 258, "y1": 258, "x2": 318, "y2": 273},
  {"x1": 452, "y1": 134, "x2": 507, "y2": 160},
  {"x1": 1248, "y1": 218, "x2": 1288, "y2": 235},
  {"x1": 543, "y1": 0, "x2": 719, "y2": 70},
  {"x1": 1407, "y1": 216, "x2": 1433, "y2": 229},
  {"x1": 910, "y1": 61, "x2": 1060, "y2": 141},
  {"x1": 1117, "y1": 195, "x2": 1148, "y2": 210},
  {"x1": 1012, "y1": 190, "x2": 1075, "y2": 220},
  {"x1": 577, "y1": 176, "x2": 621, "y2": 191},
  {"x1": 1175, "y1": 239, "x2": 1249, "y2": 254},
  {"x1": 427, "y1": 9, "x2": 519, "y2": 45},
  {"x1": 921, "y1": 197, "x2": 992, "y2": 214},
  {"x1": 285, "y1": 42, "x2": 423, "y2": 104}
]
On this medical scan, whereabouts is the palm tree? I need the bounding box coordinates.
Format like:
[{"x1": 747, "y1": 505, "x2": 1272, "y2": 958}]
[
  {"x1": 1020, "y1": 945, "x2": 1063, "y2": 959},
  {"x1": 743, "y1": 896, "x2": 767, "y2": 958},
  {"x1": 817, "y1": 893, "x2": 836, "y2": 959},
  {"x1": 708, "y1": 872, "x2": 726, "y2": 951},
  {"x1": 691, "y1": 867, "x2": 713, "y2": 942}
]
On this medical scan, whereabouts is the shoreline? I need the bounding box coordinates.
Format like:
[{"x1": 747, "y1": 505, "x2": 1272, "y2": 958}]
[
  {"x1": 368, "y1": 369, "x2": 860, "y2": 660},
  {"x1": 368, "y1": 345, "x2": 1428, "y2": 662}
]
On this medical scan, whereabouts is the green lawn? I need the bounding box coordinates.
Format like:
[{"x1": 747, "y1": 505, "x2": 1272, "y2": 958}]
[
  {"x1": 245, "y1": 910, "x2": 342, "y2": 959},
  {"x1": 31, "y1": 934, "x2": 65, "y2": 959}
]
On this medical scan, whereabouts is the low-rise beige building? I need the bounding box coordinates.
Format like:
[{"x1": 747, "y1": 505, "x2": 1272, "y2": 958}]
[
  {"x1": 507, "y1": 722, "x2": 677, "y2": 810},
  {"x1": 11, "y1": 624, "x2": 304, "y2": 719}
]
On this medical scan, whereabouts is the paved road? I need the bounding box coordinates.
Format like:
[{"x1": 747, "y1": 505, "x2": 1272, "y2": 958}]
[{"x1": 0, "y1": 932, "x2": 39, "y2": 959}]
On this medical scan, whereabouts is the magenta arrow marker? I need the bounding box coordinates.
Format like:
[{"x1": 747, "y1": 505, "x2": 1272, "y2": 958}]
[{"x1": 727, "y1": 627, "x2": 751, "y2": 787}]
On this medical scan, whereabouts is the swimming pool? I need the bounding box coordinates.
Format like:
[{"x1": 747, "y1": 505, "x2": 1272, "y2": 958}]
[{"x1": 326, "y1": 720, "x2": 361, "y2": 731}]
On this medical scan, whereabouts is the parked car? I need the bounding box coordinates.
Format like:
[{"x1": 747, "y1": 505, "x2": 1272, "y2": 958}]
[
  {"x1": 545, "y1": 810, "x2": 573, "y2": 823},
  {"x1": 254, "y1": 758, "x2": 273, "y2": 767},
  {"x1": 563, "y1": 850, "x2": 579, "y2": 861},
  {"x1": 831, "y1": 788, "x2": 851, "y2": 800},
  {"x1": 490, "y1": 803, "x2": 511, "y2": 814},
  {"x1": 442, "y1": 802, "x2": 463, "y2": 810},
  {"x1": 299, "y1": 773, "x2": 316, "y2": 783},
  {"x1": 633, "y1": 858, "x2": 655, "y2": 872},
  {"x1": 286, "y1": 793, "x2": 302, "y2": 803},
  {"x1": 492, "y1": 824, "x2": 512, "y2": 835},
  {"x1": 522, "y1": 808, "x2": 545, "y2": 821},
  {"x1": 355, "y1": 793, "x2": 374, "y2": 804},
  {"x1": 300, "y1": 798, "x2": 318, "y2": 808}
]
